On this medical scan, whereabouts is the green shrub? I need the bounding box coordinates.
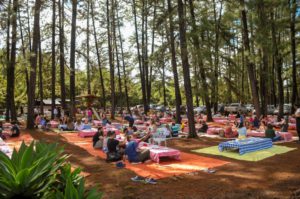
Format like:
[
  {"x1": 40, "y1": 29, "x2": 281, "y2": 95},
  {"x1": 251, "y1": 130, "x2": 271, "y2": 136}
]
[{"x1": 0, "y1": 141, "x2": 102, "y2": 199}]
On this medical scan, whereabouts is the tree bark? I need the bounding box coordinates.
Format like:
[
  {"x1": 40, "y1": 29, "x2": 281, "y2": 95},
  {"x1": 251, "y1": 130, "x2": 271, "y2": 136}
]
[
  {"x1": 59, "y1": 0, "x2": 66, "y2": 109},
  {"x1": 86, "y1": 0, "x2": 91, "y2": 95},
  {"x1": 256, "y1": 0, "x2": 268, "y2": 116},
  {"x1": 5, "y1": 0, "x2": 11, "y2": 121},
  {"x1": 6, "y1": 0, "x2": 17, "y2": 121},
  {"x1": 107, "y1": 0, "x2": 115, "y2": 119},
  {"x1": 271, "y1": 10, "x2": 284, "y2": 120},
  {"x1": 212, "y1": 0, "x2": 222, "y2": 113},
  {"x1": 239, "y1": 0, "x2": 261, "y2": 118},
  {"x1": 112, "y1": 0, "x2": 122, "y2": 105},
  {"x1": 132, "y1": 0, "x2": 147, "y2": 114},
  {"x1": 91, "y1": 0, "x2": 106, "y2": 109},
  {"x1": 38, "y1": 29, "x2": 44, "y2": 115},
  {"x1": 51, "y1": 0, "x2": 56, "y2": 119},
  {"x1": 69, "y1": 0, "x2": 78, "y2": 119},
  {"x1": 18, "y1": 7, "x2": 30, "y2": 96},
  {"x1": 167, "y1": 0, "x2": 182, "y2": 124},
  {"x1": 188, "y1": 0, "x2": 213, "y2": 122},
  {"x1": 116, "y1": 4, "x2": 131, "y2": 114},
  {"x1": 290, "y1": 0, "x2": 298, "y2": 110},
  {"x1": 177, "y1": 0, "x2": 196, "y2": 138},
  {"x1": 27, "y1": 0, "x2": 41, "y2": 129}
]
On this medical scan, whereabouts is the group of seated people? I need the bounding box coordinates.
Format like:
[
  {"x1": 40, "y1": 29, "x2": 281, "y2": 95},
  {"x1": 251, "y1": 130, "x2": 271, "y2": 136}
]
[
  {"x1": 0, "y1": 121, "x2": 20, "y2": 139},
  {"x1": 92, "y1": 127, "x2": 152, "y2": 164},
  {"x1": 91, "y1": 118, "x2": 181, "y2": 165}
]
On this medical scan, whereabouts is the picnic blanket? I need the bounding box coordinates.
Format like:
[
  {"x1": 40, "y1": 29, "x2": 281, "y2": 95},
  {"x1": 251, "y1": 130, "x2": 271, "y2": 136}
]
[
  {"x1": 218, "y1": 137, "x2": 273, "y2": 155},
  {"x1": 192, "y1": 145, "x2": 296, "y2": 161},
  {"x1": 59, "y1": 133, "x2": 229, "y2": 179}
]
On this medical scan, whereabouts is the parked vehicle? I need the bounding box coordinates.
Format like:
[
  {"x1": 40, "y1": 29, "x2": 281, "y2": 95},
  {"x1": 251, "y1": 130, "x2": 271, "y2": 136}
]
[
  {"x1": 224, "y1": 103, "x2": 248, "y2": 113},
  {"x1": 194, "y1": 106, "x2": 207, "y2": 114},
  {"x1": 274, "y1": 104, "x2": 292, "y2": 115},
  {"x1": 245, "y1": 104, "x2": 254, "y2": 113},
  {"x1": 267, "y1": 105, "x2": 276, "y2": 115}
]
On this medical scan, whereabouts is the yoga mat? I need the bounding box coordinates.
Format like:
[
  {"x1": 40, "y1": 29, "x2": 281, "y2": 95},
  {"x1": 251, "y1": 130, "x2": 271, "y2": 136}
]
[
  {"x1": 60, "y1": 133, "x2": 229, "y2": 179},
  {"x1": 192, "y1": 145, "x2": 296, "y2": 162}
]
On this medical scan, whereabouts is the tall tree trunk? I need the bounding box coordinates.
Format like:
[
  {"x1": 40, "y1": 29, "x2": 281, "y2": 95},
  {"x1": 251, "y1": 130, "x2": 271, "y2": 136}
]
[
  {"x1": 51, "y1": 0, "x2": 56, "y2": 119},
  {"x1": 239, "y1": 0, "x2": 261, "y2": 118},
  {"x1": 167, "y1": 0, "x2": 182, "y2": 124},
  {"x1": 112, "y1": 0, "x2": 122, "y2": 105},
  {"x1": 86, "y1": 0, "x2": 91, "y2": 95},
  {"x1": 148, "y1": 0, "x2": 157, "y2": 106},
  {"x1": 177, "y1": 0, "x2": 196, "y2": 138},
  {"x1": 59, "y1": 0, "x2": 66, "y2": 109},
  {"x1": 132, "y1": 0, "x2": 147, "y2": 114},
  {"x1": 27, "y1": 0, "x2": 41, "y2": 129},
  {"x1": 18, "y1": 7, "x2": 30, "y2": 95},
  {"x1": 116, "y1": 5, "x2": 131, "y2": 114},
  {"x1": 91, "y1": 0, "x2": 106, "y2": 109},
  {"x1": 26, "y1": 0, "x2": 32, "y2": 51},
  {"x1": 188, "y1": 0, "x2": 213, "y2": 122},
  {"x1": 6, "y1": 0, "x2": 17, "y2": 121},
  {"x1": 144, "y1": 0, "x2": 150, "y2": 111},
  {"x1": 69, "y1": 0, "x2": 78, "y2": 119},
  {"x1": 271, "y1": 11, "x2": 284, "y2": 120},
  {"x1": 5, "y1": 0, "x2": 11, "y2": 121},
  {"x1": 212, "y1": 0, "x2": 222, "y2": 113},
  {"x1": 290, "y1": 0, "x2": 298, "y2": 110},
  {"x1": 107, "y1": 0, "x2": 115, "y2": 119},
  {"x1": 256, "y1": 0, "x2": 268, "y2": 116},
  {"x1": 38, "y1": 30, "x2": 44, "y2": 115}
]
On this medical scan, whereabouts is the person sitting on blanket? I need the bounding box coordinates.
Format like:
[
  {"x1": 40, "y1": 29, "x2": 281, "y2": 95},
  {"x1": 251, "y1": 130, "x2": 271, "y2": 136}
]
[
  {"x1": 125, "y1": 132, "x2": 151, "y2": 163},
  {"x1": 101, "y1": 114, "x2": 110, "y2": 126},
  {"x1": 224, "y1": 122, "x2": 238, "y2": 138},
  {"x1": 10, "y1": 121, "x2": 20, "y2": 137},
  {"x1": 74, "y1": 119, "x2": 84, "y2": 131},
  {"x1": 280, "y1": 116, "x2": 289, "y2": 132},
  {"x1": 61, "y1": 118, "x2": 74, "y2": 131},
  {"x1": 39, "y1": 116, "x2": 48, "y2": 129},
  {"x1": 106, "y1": 131, "x2": 126, "y2": 162},
  {"x1": 198, "y1": 121, "x2": 208, "y2": 133},
  {"x1": 237, "y1": 123, "x2": 247, "y2": 139},
  {"x1": 93, "y1": 127, "x2": 104, "y2": 149},
  {"x1": 265, "y1": 123, "x2": 281, "y2": 142}
]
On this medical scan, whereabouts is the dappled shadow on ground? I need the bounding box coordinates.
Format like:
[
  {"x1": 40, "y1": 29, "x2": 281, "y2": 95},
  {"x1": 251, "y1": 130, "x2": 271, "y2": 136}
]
[{"x1": 8, "y1": 128, "x2": 300, "y2": 199}]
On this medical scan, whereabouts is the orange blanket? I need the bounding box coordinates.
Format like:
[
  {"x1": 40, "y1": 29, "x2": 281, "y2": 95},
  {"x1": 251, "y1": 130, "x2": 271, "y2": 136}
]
[{"x1": 60, "y1": 133, "x2": 229, "y2": 179}]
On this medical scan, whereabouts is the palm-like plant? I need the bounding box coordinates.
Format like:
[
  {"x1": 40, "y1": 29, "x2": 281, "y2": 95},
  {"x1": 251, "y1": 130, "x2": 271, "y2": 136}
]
[
  {"x1": 0, "y1": 141, "x2": 102, "y2": 199},
  {"x1": 0, "y1": 141, "x2": 68, "y2": 198}
]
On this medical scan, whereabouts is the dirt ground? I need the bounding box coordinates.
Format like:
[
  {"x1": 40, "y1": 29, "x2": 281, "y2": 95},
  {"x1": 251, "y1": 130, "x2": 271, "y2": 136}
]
[{"x1": 10, "y1": 126, "x2": 300, "y2": 199}]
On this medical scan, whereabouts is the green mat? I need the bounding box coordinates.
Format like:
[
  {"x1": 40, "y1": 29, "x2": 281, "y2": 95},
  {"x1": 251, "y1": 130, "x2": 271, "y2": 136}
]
[
  {"x1": 52, "y1": 129, "x2": 78, "y2": 134},
  {"x1": 192, "y1": 145, "x2": 296, "y2": 162}
]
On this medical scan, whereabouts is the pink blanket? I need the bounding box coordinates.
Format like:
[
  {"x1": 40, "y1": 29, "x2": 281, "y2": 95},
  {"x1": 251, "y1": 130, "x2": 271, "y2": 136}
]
[{"x1": 78, "y1": 129, "x2": 97, "y2": 138}]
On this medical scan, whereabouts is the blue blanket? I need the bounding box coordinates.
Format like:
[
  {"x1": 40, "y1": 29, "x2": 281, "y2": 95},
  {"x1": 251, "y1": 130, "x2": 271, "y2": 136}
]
[{"x1": 218, "y1": 137, "x2": 273, "y2": 155}]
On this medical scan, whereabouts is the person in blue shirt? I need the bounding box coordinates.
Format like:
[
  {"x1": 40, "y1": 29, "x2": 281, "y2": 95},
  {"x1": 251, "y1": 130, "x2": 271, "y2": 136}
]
[{"x1": 125, "y1": 133, "x2": 151, "y2": 163}]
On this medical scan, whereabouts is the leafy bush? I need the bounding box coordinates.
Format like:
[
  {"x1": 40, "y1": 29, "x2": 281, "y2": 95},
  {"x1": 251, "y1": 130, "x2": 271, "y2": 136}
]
[{"x1": 0, "y1": 141, "x2": 102, "y2": 199}]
